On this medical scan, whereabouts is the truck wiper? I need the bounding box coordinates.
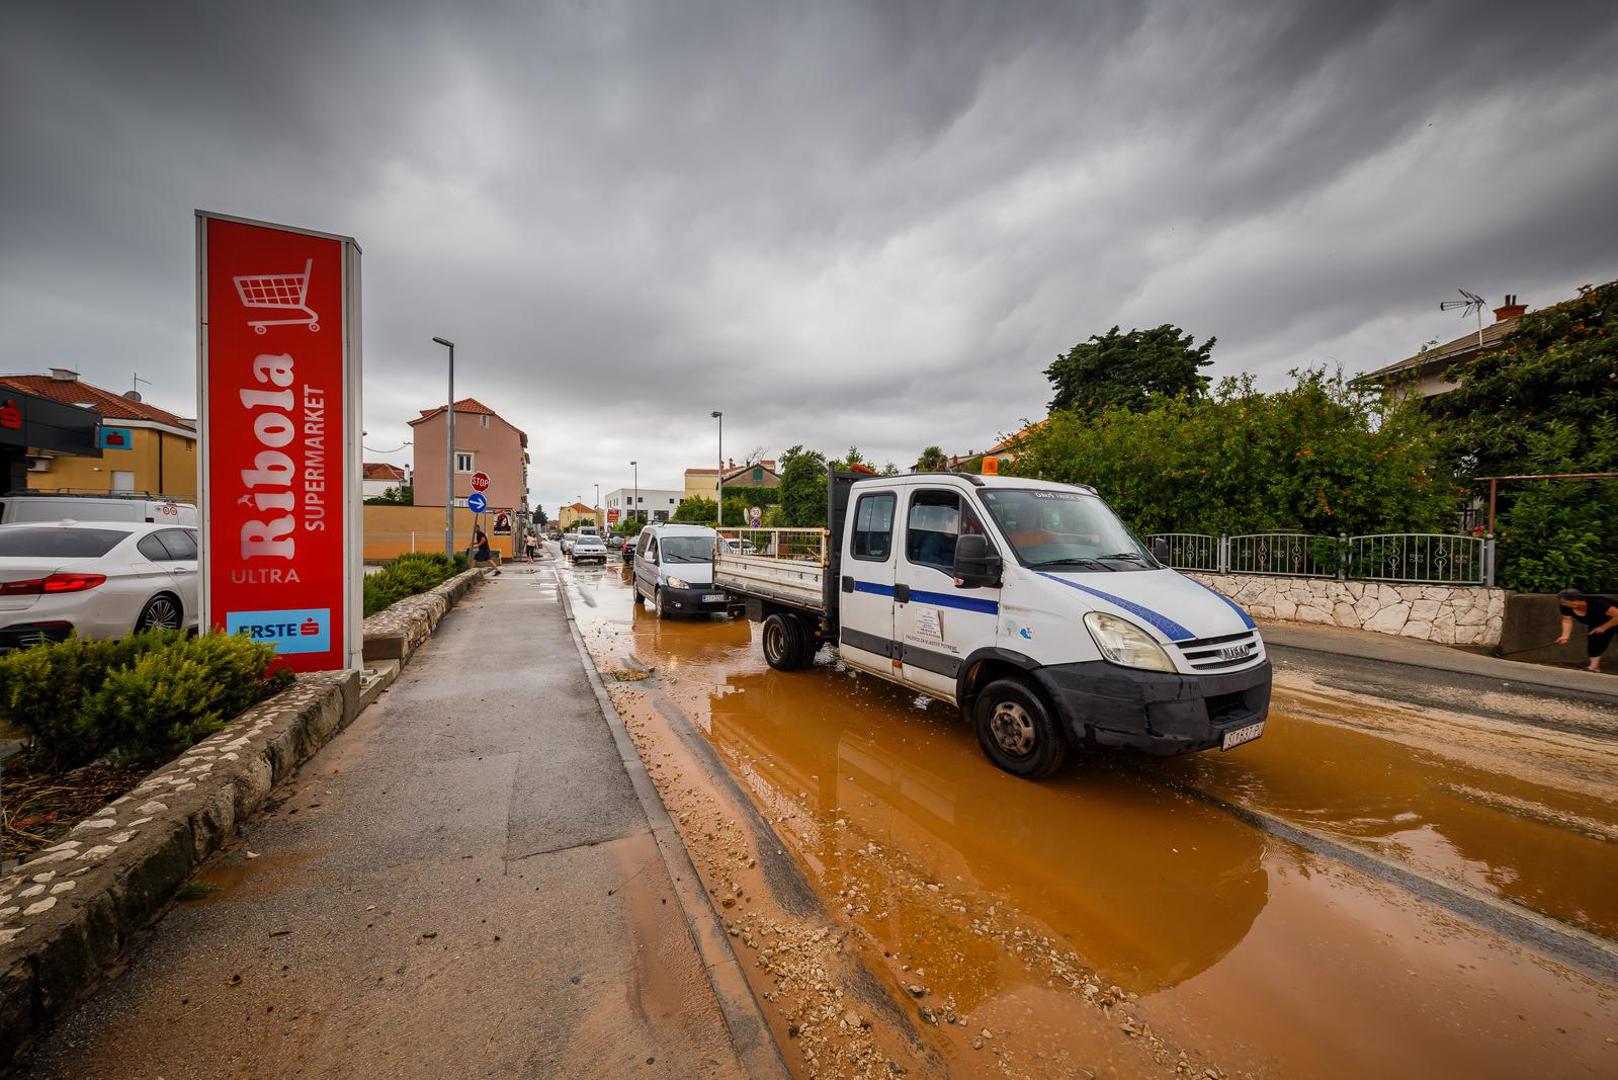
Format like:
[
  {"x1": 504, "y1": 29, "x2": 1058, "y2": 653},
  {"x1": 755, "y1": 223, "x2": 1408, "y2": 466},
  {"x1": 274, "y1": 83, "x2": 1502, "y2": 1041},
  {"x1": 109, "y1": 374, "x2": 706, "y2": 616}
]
[
  {"x1": 1028, "y1": 557, "x2": 1114, "y2": 571},
  {"x1": 1096, "y1": 552, "x2": 1146, "y2": 562}
]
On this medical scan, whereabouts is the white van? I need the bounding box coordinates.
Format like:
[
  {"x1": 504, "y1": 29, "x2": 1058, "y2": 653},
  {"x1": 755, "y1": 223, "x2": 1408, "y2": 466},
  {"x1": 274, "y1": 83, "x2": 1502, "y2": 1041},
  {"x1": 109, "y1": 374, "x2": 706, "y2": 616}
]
[
  {"x1": 0, "y1": 493, "x2": 198, "y2": 527},
  {"x1": 632, "y1": 523, "x2": 728, "y2": 617},
  {"x1": 715, "y1": 469, "x2": 1271, "y2": 779}
]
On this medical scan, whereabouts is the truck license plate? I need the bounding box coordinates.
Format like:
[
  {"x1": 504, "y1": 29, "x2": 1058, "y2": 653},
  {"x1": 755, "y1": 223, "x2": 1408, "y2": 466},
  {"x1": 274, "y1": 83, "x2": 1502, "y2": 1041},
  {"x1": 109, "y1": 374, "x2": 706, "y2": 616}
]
[
  {"x1": 1221, "y1": 721, "x2": 1264, "y2": 751},
  {"x1": 703, "y1": 593, "x2": 725, "y2": 603}
]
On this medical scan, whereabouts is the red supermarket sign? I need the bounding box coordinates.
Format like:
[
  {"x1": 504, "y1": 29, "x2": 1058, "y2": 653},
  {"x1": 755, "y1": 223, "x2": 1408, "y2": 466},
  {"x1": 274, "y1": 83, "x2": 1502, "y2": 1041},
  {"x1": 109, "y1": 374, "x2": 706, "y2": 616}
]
[{"x1": 197, "y1": 212, "x2": 362, "y2": 672}]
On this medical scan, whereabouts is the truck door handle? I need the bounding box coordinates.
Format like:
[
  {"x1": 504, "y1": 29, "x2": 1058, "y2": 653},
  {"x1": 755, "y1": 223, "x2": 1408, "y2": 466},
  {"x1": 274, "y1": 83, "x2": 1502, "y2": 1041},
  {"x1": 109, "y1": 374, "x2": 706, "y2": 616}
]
[
  {"x1": 894, "y1": 583, "x2": 911, "y2": 604},
  {"x1": 842, "y1": 575, "x2": 854, "y2": 593}
]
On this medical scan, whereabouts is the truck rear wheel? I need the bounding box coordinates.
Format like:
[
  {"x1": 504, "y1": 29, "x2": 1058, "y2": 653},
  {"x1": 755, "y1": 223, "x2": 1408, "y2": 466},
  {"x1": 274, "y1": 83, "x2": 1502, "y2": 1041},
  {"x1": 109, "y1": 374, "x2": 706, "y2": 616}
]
[
  {"x1": 974, "y1": 678, "x2": 1067, "y2": 780},
  {"x1": 762, "y1": 613, "x2": 812, "y2": 671}
]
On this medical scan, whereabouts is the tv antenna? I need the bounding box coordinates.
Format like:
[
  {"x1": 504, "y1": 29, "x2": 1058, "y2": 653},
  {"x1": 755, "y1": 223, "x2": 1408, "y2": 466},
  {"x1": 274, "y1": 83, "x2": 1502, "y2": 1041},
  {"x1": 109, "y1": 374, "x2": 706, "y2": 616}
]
[
  {"x1": 129, "y1": 372, "x2": 152, "y2": 402},
  {"x1": 1439, "y1": 288, "x2": 1487, "y2": 349}
]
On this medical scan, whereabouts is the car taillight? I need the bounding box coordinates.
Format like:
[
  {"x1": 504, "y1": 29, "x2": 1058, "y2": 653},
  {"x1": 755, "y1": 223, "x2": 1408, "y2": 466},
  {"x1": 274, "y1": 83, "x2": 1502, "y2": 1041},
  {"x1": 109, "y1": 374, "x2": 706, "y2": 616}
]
[
  {"x1": 0, "y1": 579, "x2": 43, "y2": 596},
  {"x1": 42, "y1": 573, "x2": 106, "y2": 593}
]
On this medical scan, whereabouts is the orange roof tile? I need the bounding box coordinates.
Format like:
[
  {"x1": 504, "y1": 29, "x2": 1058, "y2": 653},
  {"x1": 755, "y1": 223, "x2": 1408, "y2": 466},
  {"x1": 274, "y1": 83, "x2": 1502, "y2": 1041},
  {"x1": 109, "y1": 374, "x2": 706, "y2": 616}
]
[{"x1": 0, "y1": 374, "x2": 193, "y2": 429}]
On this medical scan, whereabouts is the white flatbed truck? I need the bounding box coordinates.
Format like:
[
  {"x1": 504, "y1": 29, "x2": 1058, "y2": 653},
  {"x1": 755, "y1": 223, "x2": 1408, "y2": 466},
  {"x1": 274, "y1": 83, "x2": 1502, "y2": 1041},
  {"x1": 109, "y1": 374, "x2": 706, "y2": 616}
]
[{"x1": 715, "y1": 468, "x2": 1272, "y2": 779}]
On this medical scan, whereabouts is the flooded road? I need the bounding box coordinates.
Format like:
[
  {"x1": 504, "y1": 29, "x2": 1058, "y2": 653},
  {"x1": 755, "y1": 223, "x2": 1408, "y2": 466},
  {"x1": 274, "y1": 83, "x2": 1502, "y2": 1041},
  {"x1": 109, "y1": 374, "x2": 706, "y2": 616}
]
[{"x1": 562, "y1": 558, "x2": 1618, "y2": 1078}]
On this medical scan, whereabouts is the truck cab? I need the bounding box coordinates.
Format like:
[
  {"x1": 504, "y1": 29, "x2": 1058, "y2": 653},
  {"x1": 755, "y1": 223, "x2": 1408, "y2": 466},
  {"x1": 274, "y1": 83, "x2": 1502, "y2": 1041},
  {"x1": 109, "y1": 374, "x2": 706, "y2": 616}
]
[{"x1": 721, "y1": 470, "x2": 1271, "y2": 779}]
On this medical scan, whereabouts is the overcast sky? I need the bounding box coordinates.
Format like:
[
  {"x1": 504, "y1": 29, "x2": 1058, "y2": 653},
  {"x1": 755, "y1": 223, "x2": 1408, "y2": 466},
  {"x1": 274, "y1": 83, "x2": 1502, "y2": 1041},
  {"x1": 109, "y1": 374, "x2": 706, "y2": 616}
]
[{"x1": 3, "y1": 0, "x2": 1615, "y2": 515}]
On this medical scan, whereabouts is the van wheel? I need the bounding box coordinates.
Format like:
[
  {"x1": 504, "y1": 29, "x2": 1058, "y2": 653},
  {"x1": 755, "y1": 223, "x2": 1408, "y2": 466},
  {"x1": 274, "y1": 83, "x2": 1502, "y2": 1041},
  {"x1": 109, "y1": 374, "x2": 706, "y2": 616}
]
[
  {"x1": 762, "y1": 613, "x2": 811, "y2": 671},
  {"x1": 974, "y1": 678, "x2": 1067, "y2": 779},
  {"x1": 136, "y1": 593, "x2": 183, "y2": 633},
  {"x1": 654, "y1": 586, "x2": 669, "y2": 619}
]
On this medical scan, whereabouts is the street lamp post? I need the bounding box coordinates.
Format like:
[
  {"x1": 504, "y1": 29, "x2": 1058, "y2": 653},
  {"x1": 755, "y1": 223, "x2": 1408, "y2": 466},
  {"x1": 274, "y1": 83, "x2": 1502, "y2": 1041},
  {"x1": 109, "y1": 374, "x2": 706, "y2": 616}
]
[
  {"x1": 594, "y1": 483, "x2": 601, "y2": 531},
  {"x1": 712, "y1": 410, "x2": 723, "y2": 527},
  {"x1": 432, "y1": 337, "x2": 455, "y2": 557},
  {"x1": 630, "y1": 460, "x2": 639, "y2": 524}
]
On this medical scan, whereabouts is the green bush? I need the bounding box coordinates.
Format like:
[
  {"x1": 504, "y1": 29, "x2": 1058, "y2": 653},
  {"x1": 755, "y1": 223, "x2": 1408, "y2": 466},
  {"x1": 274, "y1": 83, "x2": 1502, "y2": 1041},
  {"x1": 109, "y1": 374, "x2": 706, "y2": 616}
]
[
  {"x1": 0, "y1": 629, "x2": 288, "y2": 770},
  {"x1": 363, "y1": 551, "x2": 469, "y2": 616}
]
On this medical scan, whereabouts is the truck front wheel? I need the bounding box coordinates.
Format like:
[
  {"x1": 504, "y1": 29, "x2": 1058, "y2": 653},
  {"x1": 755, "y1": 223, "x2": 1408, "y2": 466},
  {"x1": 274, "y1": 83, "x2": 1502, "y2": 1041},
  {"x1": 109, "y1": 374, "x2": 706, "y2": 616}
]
[
  {"x1": 762, "y1": 613, "x2": 812, "y2": 671},
  {"x1": 974, "y1": 679, "x2": 1068, "y2": 779}
]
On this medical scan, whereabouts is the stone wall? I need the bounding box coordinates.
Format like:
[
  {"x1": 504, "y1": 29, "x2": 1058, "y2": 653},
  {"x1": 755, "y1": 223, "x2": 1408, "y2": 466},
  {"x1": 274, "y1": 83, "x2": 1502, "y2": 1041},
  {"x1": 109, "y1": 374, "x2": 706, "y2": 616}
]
[{"x1": 1187, "y1": 572, "x2": 1505, "y2": 646}]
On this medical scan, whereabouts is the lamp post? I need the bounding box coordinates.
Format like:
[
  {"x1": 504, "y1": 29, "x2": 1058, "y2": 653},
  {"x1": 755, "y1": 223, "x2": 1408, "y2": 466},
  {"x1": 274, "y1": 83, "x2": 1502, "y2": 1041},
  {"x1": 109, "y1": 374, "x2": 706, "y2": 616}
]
[
  {"x1": 630, "y1": 460, "x2": 639, "y2": 524},
  {"x1": 711, "y1": 410, "x2": 723, "y2": 527},
  {"x1": 432, "y1": 337, "x2": 455, "y2": 557},
  {"x1": 593, "y1": 483, "x2": 601, "y2": 530}
]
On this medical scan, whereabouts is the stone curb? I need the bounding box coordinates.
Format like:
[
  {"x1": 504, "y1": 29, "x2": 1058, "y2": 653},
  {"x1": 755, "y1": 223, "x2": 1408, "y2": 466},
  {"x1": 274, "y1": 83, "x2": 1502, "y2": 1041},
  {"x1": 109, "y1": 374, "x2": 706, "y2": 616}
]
[
  {"x1": 0, "y1": 569, "x2": 483, "y2": 1069},
  {"x1": 361, "y1": 568, "x2": 483, "y2": 663}
]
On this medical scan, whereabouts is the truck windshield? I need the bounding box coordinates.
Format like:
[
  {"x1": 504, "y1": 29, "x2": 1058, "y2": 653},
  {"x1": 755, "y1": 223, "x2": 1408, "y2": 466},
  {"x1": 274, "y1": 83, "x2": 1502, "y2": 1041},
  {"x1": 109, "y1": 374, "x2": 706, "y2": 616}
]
[
  {"x1": 659, "y1": 536, "x2": 713, "y2": 564},
  {"x1": 977, "y1": 489, "x2": 1157, "y2": 571}
]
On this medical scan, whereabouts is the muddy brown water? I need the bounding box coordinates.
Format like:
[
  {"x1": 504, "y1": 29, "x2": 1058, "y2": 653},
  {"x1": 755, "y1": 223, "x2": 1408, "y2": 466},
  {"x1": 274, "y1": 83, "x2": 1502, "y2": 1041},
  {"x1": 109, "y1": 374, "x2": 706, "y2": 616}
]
[{"x1": 566, "y1": 565, "x2": 1618, "y2": 1078}]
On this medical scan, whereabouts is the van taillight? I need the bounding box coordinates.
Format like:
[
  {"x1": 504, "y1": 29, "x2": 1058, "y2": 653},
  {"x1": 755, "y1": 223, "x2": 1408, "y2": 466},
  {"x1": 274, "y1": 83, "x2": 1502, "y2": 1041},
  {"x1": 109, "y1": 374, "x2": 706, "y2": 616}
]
[{"x1": 1, "y1": 574, "x2": 106, "y2": 595}]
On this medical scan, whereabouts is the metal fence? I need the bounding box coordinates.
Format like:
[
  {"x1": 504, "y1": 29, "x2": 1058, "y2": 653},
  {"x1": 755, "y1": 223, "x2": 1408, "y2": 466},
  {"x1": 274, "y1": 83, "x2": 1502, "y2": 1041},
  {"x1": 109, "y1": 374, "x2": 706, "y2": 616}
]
[{"x1": 1147, "y1": 531, "x2": 1494, "y2": 586}]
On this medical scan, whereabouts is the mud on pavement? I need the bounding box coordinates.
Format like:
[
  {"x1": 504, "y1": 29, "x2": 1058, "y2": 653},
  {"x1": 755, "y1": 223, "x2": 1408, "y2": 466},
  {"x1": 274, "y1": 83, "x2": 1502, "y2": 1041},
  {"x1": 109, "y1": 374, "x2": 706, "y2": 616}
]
[{"x1": 563, "y1": 562, "x2": 1618, "y2": 1079}]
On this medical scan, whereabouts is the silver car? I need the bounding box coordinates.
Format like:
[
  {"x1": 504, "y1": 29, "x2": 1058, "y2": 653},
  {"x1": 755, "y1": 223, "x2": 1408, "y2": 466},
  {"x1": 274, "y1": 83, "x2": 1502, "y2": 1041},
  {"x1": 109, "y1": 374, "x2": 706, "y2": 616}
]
[{"x1": 0, "y1": 521, "x2": 198, "y2": 649}]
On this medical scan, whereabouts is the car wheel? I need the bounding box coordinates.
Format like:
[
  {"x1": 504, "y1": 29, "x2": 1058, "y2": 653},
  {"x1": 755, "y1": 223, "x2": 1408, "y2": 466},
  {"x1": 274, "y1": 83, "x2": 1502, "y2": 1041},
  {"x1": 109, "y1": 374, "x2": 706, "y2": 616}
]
[
  {"x1": 973, "y1": 678, "x2": 1068, "y2": 780},
  {"x1": 136, "y1": 593, "x2": 183, "y2": 633},
  {"x1": 762, "y1": 613, "x2": 811, "y2": 671},
  {"x1": 654, "y1": 586, "x2": 668, "y2": 619}
]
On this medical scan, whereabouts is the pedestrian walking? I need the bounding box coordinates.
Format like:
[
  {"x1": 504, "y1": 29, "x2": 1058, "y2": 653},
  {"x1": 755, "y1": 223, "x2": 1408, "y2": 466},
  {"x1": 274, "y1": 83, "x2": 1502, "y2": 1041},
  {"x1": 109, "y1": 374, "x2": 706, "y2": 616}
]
[
  {"x1": 1556, "y1": 588, "x2": 1618, "y2": 673},
  {"x1": 524, "y1": 532, "x2": 538, "y2": 562},
  {"x1": 474, "y1": 529, "x2": 502, "y2": 576}
]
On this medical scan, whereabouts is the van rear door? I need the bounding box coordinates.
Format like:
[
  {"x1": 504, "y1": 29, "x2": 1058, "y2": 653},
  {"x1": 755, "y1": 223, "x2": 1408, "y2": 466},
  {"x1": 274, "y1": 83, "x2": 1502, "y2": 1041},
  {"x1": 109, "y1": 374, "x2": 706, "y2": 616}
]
[{"x1": 837, "y1": 487, "x2": 899, "y2": 677}]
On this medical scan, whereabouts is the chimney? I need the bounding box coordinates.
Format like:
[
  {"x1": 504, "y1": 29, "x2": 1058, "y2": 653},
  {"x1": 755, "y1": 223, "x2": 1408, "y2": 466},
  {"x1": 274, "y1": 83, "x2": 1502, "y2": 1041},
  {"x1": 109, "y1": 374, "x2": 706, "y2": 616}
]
[
  {"x1": 48, "y1": 367, "x2": 79, "y2": 382},
  {"x1": 1493, "y1": 294, "x2": 1527, "y2": 322}
]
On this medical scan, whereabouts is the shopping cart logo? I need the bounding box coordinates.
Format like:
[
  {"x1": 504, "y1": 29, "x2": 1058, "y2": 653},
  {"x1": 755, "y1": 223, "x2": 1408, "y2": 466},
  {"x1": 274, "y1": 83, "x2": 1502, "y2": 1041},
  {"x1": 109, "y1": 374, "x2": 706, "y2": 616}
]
[{"x1": 233, "y1": 258, "x2": 320, "y2": 335}]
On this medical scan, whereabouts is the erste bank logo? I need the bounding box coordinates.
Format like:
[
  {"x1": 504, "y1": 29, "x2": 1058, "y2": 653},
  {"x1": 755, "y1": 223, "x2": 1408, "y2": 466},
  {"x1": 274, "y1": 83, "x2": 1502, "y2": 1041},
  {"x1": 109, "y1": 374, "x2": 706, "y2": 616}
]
[{"x1": 226, "y1": 608, "x2": 331, "y2": 655}]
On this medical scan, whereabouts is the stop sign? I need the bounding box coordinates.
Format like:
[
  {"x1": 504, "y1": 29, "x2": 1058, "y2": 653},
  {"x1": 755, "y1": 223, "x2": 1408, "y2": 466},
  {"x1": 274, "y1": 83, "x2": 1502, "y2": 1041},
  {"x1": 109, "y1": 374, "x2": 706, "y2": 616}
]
[{"x1": 470, "y1": 471, "x2": 491, "y2": 492}]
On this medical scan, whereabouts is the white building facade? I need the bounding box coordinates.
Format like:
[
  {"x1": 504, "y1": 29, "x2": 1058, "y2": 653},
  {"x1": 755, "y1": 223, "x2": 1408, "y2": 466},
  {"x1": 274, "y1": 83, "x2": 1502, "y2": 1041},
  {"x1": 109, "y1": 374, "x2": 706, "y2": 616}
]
[{"x1": 603, "y1": 486, "x2": 683, "y2": 524}]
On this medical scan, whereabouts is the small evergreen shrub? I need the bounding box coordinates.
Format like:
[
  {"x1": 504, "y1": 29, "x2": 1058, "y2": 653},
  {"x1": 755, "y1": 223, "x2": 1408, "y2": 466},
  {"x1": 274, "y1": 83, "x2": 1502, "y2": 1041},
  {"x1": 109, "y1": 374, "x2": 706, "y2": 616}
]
[
  {"x1": 0, "y1": 629, "x2": 288, "y2": 770},
  {"x1": 364, "y1": 551, "x2": 470, "y2": 616}
]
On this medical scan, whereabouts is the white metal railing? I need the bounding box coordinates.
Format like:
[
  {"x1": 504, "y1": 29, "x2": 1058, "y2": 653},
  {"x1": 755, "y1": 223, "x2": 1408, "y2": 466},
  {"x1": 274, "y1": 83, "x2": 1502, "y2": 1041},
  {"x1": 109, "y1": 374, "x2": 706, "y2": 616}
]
[
  {"x1": 717, "y1": 528, "x2": 829, "y2": 564},
  {"x1": 1147, "y1": 531, "x2": 1494, "y2": 586}
]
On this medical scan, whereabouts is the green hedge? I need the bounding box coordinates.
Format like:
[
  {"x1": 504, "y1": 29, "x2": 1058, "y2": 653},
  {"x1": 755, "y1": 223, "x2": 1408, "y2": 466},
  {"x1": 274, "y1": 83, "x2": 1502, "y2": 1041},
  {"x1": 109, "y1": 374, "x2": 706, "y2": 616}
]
[
  {"x1": 0, "y1": 630, "x2": 292, "y2": 771},
  {"x1": 363, "y1": 552, "x2": 469, "y2": 617}
]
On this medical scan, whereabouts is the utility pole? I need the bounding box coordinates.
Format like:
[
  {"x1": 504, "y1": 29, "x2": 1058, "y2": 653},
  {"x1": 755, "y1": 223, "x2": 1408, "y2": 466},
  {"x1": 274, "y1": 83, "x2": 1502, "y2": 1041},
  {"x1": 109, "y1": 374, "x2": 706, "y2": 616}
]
[
  {"x1": 594, "y1": 483, "x2": 601, "y2": 530},
  {"x1": 432, "y1": 338, "x2": 456, "y2": 556},
  {"x1": 712, "y1": 410, "x2": 723, "y2": 527},
  {"x1": 631, "y1": 460, "x2": 639, "y2": 524}
]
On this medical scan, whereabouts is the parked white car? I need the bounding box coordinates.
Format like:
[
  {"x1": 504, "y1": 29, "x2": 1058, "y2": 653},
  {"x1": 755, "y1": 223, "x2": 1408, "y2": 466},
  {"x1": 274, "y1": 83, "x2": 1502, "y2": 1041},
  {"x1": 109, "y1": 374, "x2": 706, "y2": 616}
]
[
  {"x1": 0, "y1": 521, "x2": 198, "y2": 649},
  {"x1": 570, "y1": 534, "x2": 608, "y2": 564}
]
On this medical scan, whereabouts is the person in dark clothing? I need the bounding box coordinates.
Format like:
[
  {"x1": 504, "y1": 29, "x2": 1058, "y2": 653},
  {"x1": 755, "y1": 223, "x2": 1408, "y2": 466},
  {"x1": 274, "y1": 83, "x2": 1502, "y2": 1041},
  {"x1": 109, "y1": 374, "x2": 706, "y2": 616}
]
[
  {"x1": 474, "y1": 530, "x2": 501, "y2": 576},
  {"x1": 1556, "y1": 589, "x2": 1618, "y2": 673}
]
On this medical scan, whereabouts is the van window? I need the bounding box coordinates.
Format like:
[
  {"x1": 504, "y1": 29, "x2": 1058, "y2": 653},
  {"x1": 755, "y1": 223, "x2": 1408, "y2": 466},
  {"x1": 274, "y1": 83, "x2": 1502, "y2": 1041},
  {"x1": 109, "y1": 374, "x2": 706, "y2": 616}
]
[
  {"x1": 659, "y1": 536, "x2": 712, "y2": 564},
  {"x1": 850, "y1": 493, "x2": 896, "y2": 561},
  {"x1": 645, "y1": 537, "x2": 659, "y2": 563},
  {"x1": 905, "y1": 490, "x2": 985, "y2": 573},
  {"x1": 636, "y1": 532, "x2": 652, "y2": 557}
]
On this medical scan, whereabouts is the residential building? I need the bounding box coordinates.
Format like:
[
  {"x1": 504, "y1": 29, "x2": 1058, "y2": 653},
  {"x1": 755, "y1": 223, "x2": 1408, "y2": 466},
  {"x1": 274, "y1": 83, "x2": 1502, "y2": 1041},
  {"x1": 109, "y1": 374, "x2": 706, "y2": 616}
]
[
  {"x1": 362, "y1": 462, "x2": 409, "y2": 499},
  {"x1": 0, "y1": 369, "x2": 196, "y2": 498},
  {"x1": 683, "y1": 460, "x2": 779, "y2": 501},
  {"x1": 408, "y1": 398, "x2": 529, "y2": 512},
  {"x1": 557, "y1": 502, "x2": 600, "y2": 530},
  {"x1": 604, "y1": 486, "x2": 682, "y2": 525},
  {"x1": 1358, "y1": 295, "x2": 1529, "y2": 403}
]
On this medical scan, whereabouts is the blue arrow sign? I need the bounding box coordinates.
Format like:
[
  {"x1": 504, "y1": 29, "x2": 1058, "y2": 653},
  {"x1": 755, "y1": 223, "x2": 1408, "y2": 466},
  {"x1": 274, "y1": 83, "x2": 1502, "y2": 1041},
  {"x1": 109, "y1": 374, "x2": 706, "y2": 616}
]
[{"x1": 467, "y1": 492, "x2": 488, "y2": 513}]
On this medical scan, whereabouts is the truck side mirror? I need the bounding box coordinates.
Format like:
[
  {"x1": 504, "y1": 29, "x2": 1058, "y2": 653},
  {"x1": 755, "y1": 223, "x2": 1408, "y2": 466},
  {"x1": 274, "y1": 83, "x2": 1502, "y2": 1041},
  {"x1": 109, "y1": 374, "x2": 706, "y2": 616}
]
[
  {"x1": 1151, "y1": 536, "x2": 1169, "y2": 563},
  {"x1": 952, "y1": 534, "x2": 1002, "y2": 589}
]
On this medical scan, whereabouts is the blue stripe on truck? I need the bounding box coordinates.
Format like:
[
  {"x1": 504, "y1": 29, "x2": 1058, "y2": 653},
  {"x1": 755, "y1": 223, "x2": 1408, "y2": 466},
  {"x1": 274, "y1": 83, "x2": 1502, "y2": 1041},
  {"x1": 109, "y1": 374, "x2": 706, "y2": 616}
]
[
  {"x1": 850, "y1": 580, "x2": 1000, "y2": 615},
  {"x1": 1189, "y1": 578, "x2": 1257, "y2": 629},
  {"x1": 1037, "y1": 572, "x2": 1195, "y2": 641}
]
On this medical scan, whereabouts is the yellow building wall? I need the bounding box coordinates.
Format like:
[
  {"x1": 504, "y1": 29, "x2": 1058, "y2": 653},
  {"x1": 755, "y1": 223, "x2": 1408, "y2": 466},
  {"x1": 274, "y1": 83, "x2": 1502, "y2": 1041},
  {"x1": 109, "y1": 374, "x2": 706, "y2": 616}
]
[
  {"x1": 684, "y1": 473, "x2": 718, "y2": 501},
  {"x1": 31, "y1": 428, "x2": 197, "y2": 499},
  {"x1": 557, "y1": 505, "x2": 602, "y2": 530},
  {"x1": 363, "y1": 504, "x2": 517, "y2": 561}
]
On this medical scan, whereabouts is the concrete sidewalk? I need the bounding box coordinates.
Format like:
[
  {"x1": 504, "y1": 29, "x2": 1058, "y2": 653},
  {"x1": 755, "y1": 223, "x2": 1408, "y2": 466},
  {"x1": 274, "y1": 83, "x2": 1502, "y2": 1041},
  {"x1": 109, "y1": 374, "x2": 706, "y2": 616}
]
[
  {"x1": 1263, "y1": 622, "x2": 1618, "y2": 701},
  {"x1": 21, "y1": 567, "x2": 776, "y2": 1079}
]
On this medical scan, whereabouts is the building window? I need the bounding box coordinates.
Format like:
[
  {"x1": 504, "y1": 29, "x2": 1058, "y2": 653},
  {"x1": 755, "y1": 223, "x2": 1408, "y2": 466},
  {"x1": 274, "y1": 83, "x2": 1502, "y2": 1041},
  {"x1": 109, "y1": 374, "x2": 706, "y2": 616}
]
[
  {"x1": 455, "y1": 451, "x2": 474, "y2": 473},
  {"x1": 480, "y1": 415, "x2": 490, "y2": 429}
]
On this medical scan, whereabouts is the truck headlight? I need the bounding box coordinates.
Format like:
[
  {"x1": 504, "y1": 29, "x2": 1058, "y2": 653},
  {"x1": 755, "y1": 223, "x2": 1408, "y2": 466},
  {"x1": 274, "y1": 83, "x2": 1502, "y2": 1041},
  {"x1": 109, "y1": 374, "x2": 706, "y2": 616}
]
[
  {"x1": 1083, "y1": 612, "x2": 1175, "y2": 672},
  {"x1": 665, "y1": 576, "x2": 689, "y2": 589}
]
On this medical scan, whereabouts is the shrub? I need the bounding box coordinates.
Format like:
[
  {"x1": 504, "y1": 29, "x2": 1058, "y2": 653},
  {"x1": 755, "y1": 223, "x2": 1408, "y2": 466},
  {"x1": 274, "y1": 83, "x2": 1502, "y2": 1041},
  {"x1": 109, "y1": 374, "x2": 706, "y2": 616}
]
[
  {"x1": 364, "y1": 551, "x2": 469, "y2": 616},
  {"x1": 0, "y1": 629, "x2": 288, "y2": 770}
]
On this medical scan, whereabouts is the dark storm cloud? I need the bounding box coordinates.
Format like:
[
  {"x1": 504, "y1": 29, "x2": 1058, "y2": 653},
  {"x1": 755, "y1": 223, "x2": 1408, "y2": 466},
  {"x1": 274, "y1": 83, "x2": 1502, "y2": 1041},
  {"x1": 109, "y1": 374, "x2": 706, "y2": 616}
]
[{"x1": 3, "y1": 0, "x2": 1615, "y2": 514}]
